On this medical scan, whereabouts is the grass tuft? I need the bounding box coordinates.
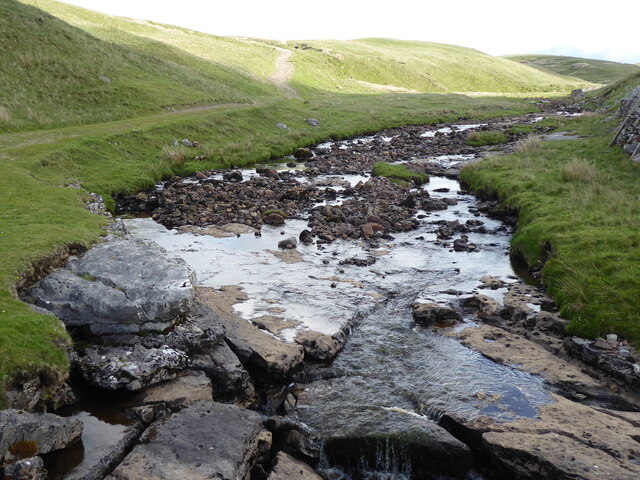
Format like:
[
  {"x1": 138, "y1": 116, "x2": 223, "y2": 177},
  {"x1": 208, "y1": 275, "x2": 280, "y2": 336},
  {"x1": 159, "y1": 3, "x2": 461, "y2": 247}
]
[
  {"x1": 372, "y1": 162, "x2": 428, "y2": 185},
  {"x1": 515, "y1": 134, "x2": 543, "y2": 154},
  {"x1": 466, "y1": 130, "x2": 508, "y2": 146},
  {"x1": 560, "y1": 157, "x2": 599, "y2": 184}
]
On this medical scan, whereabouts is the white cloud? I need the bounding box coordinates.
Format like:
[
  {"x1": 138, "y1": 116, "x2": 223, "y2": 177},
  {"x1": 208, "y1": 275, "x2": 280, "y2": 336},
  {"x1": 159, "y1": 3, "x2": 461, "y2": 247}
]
[{"x1": 59, "y1": 0, "x2": 638, "y2": 63}]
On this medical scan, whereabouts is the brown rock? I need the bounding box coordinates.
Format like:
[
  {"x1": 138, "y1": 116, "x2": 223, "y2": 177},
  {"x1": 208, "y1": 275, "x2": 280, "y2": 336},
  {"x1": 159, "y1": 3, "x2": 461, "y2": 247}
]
[{"x1": 268, "y1": 452, "x2": 322, "y2": 480}]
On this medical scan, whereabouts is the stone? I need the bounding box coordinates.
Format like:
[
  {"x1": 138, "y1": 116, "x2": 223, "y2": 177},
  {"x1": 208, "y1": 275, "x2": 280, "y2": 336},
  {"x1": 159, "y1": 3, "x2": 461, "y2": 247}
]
[
  {"x1": 293, "y1": 148, "x2": 313, "y2": 159},
  {"x1": 447, "y1": 325, "x2": 628, "y2": 404},
  {"x1": 305, "y1": 118, "x2": 320, "y2": 127},
  {"x1": 268, "y1": 451, "x2": 322, "y2": 480},
  {"x1": 274, "y1": 429, "x2": 321, "y2": 466},
  {"x1": 478, "y1": 276, "x2": 506, "y2": 290},
  {"x1": 195, "y1": 171, "x2": 206, "y2": 180},
  {"x1": 278, "y1": 237, "x2": 297, "y2": 249},
  {"x1": 109, "y1": 402, "x2": 270, "y2": 480},
  {"x1": 293, "y1": 379, "x2": 473, "y2": 479},
  {"x1": 223, "y1": 170, "x2": 243, "y2": 182},
  {"x1": 0, "y1": 410, "x2": 82, "y2": 462},
  {"x1": 468, "y1": 395, "x2": 640, "y2": 480},
  {"x1": 191, "y1": 341, "x2": 257, "y2": 407},
  {"x1": 299, "y1": 229, "x2": 313, "y2": 244},
  {"x1": 73, "y1": 344, "x2": 190, "y2": 391},
  {"x1": 564, "y1": 336, "x2": 640, "y2": 390},
  {"x1": 461, "y1": 294, "x2": 499, "y2": 319},
  {"x1": 265, "y1": 213, "x2": 285, "y2": 226},
  {"x1": 276, "y1": 123, "x2": 289, "y2": 131},
  {"x1": 181, "y1": 138, "x2": 194, "y2": 147},
  {"x1": 3, "y1": 456, "x2": 47, "y2": 480},
  {"x1": 412, "y1": 301, "x2": 462, "y2": 325},
  {"x1": 197, "y1": 287, "x2": 305, "y2": 378},
  {"x1": 27, "y1": 238, "x2": 195, "y2": 336},
  {"x1": 130, "y1": 371, "x2": 213, "y2": 409}
]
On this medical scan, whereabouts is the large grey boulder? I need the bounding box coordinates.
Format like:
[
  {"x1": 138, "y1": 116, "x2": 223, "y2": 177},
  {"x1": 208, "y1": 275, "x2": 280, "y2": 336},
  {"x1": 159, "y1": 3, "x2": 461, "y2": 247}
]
[
  {"x1": 27, "y1": 238, "x2": 195, "y2": 336},
  {"x1": 108, "y1": 401, "x2": 271, "y2": 480},
  {"x1": 293, "y1": 378, "x2": 473, "y2": 478},
  {"x1": 73, "y1": 344, "x2": 190, "y2": 391},
  {"x1": 0, "y1": 410, "x2": 82, "y2": 462},
  {"x1": 268, "y1": 452, "x2": 322, "y2": 480}
]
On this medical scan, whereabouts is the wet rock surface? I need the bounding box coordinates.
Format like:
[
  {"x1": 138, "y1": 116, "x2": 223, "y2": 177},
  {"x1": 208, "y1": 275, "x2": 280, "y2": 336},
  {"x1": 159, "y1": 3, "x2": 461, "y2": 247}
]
[
  {"x1": 108, "y1": 401, "x2": 269, "y2": 480},
  {"x1": 25, "y1": 238, "x2": 195, "y2": 337},
  {"x1": 72, "y1": 344, "x2": 190, "y2": 391},
  {"x1": 0, "y1": 410, "x2": 82, "y2": 461}
]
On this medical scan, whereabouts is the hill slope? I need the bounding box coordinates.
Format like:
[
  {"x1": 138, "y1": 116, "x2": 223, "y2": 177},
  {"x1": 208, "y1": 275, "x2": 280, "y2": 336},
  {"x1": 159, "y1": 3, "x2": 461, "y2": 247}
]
[
  {"x1": 0, "y1": 0, "x2": 279, "y2": 132},
  {"x1": 505, "y1": 54, "x2": 640, "y2": 85},
  {"x1": 287, "y1": 38, "x2": 591, "y2": 95}
]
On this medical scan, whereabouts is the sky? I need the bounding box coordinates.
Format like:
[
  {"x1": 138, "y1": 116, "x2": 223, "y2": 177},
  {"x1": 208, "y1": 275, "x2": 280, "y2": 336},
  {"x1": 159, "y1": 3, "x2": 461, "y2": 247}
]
[{"x1": 60, "y1": 0, "x2": 638, "y2": 63}]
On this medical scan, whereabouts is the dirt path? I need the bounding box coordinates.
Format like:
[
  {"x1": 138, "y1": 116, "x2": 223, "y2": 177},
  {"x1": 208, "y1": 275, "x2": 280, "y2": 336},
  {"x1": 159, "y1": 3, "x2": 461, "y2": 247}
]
[
  {"x1": 271, "y1": 47, "x2": 300, "y2": 99},
  {"x1": 0, "y1": 102, "x2": 260, "y2": 153}
]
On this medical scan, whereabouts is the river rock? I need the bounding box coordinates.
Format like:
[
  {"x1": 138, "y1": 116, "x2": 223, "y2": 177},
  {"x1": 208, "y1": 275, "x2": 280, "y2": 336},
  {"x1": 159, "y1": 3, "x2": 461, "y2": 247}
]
[
  {"x1": 293, "y1": 148, "x2": 313, "y2": 159},
  {"x1": 564, "y1": 336, "x2": 640, "y2": 391},
  {"x1": 278, "y1": 237, "x2": 297, "y2": 249},
  {"x1": 412, "y1": 300, "x2": 462, "y2": 325},
  {"x1": 197, "y1": 287, "x2": 305, "y2": 378},
  {"x1": 0, "y1": 410, "x2": 82, "y2": 462},
  {"x1": 293, "y1": 379, "x2": 473, "y2": 479},
  {"x1": 445, "y1": 394, "x2": 640, "y2": 480},
  {"x1": 461, "y1": 294, "x2": 500, "y2": 319},
  {"x1": 268, "y1": 452, "x2": 322, "y2": 480},
  {"x1": 130, "y1": 370, "x2": 212, "y2": 409},
  {"x1": 3, "y1": 456, "x2": 47, "y2": 480},
  {"x1": 27, "y1": 238, "x2": 195, "y2": 336},
  {"x1": 73, "y1": 344, "x2": 190, "y2": 391},
  {"x1": 447, "y1": 324, "x2": 629, "y2": 405},
  {"x1": 265, "y1": 213, "x2": 285, "y2": 225},
  {"x1": 191, "y1": 340, "x2": 257, "y2": 407},
  {"x1": 222, "y1": 170, "x2": 243, "y2": 182},
  {"x1": 108, "y1": 401, "x2": 270, "y2": 480}
]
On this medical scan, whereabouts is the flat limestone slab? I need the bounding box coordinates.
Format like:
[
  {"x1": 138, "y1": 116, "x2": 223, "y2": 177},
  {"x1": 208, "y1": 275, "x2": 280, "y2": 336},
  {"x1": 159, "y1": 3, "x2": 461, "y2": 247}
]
[
  {"x1": 109, "y1": 401, "x2": 270, "y2": 480},
  {"x1": 27, "y1": 238, "x2": 195, "y2": 336},
  {"x1": 0, "y1": 410, "x2": 82, "y2": 461},
  {"x1": 197, "y1": 287, "x2": 304, "y2": 378},
  {"x1": 478, "y1": 395, "x2": 640, "y2": 480},
  {"x1": 268, "y1": 452, "x2": 322, "y2": 480}
]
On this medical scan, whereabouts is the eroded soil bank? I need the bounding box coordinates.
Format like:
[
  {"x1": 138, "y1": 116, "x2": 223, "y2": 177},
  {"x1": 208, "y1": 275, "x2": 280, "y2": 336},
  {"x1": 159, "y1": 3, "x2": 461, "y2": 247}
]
[{"x1": 6, "y1": 110, "x2": 640, "y2": 480}]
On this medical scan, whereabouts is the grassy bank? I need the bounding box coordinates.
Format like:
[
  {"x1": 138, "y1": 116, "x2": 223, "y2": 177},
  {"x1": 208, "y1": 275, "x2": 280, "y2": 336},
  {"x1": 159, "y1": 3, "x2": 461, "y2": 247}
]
[{"x1": 461, "y1": 114, "x2": 640, "y2": 346}]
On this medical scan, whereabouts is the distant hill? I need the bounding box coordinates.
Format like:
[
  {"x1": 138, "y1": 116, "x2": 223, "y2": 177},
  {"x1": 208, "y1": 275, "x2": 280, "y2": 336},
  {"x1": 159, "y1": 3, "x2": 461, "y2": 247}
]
[
  {"x1": 2, "y1": 0, "x2": 592, "y2": 132},
  {"x1": 288, "y1": 38, "x2": 589, "y2": 95},
  {"x1": 504, "y1": 54, "x2": 640, "y2": 85},
  {"x1": 1, "y1": 0, "x2": 279, "y2": 131}
]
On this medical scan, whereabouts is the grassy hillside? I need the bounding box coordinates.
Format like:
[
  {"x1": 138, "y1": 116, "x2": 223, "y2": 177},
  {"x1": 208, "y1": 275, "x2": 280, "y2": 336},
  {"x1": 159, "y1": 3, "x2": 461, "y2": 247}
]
[
  {"x1": 288, "y1": 38, "x2": 592, "y2": 96},
  {"x1": 0, "y1": 0, "x2": 279, "y2": 132},
  {"x1": 505, "y1": 54, "x2": 640, "y2": 85}
]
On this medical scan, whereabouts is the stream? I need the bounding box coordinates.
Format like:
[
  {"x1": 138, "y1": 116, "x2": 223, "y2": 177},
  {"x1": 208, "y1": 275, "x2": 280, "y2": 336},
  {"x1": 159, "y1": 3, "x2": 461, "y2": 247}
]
[{"x1": 44, "y1": 117, "x2": 577, "y2": 479}]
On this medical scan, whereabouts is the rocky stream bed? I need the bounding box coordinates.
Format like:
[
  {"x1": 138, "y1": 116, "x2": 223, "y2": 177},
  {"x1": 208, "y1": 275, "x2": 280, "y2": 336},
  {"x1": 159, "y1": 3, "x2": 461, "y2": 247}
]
[{"x1": 3, "y1": 109, "x2": 640, "y2": 480}]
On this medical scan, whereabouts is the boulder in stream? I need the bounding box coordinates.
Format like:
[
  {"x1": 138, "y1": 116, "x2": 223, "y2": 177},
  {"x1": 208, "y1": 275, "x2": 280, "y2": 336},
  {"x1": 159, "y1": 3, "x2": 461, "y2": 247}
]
[
  {"x1": 412, "y1": 300, "x2": 462, "y2": 325},
  {"x1": 108, "y1": 401, "x2": 270, "y2": 480},
  {"x1": 73, "y1": 344, "x2": 190, "y2": 391},
  {"x1": 26, "y1": 238, "x2": 195, "y2": 337},
  {"x1": 0, "y1": 410, "x2": 82, "y2": 462}
]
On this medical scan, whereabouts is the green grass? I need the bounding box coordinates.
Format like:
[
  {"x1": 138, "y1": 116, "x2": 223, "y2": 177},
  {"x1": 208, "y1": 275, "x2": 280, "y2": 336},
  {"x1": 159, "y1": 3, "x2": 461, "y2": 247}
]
[
  {"x1": 372, "y1": 162, "x2": 428, "y2": 185},
  {"x1": 287, "y1": 38, "x2": 592, "y2": 97},
  {"x1": 466, "y1": 130, "x2": 508, "y2": 146},
  {"x1": 504, "y1": 54, "x2": 640, "y2": 85},
  {"x1": 0, "y1": 0, "x2": 279, "y2": 132},
  {"x1": 461, "y1": 113, "x2": 640, "y2": 346}
]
